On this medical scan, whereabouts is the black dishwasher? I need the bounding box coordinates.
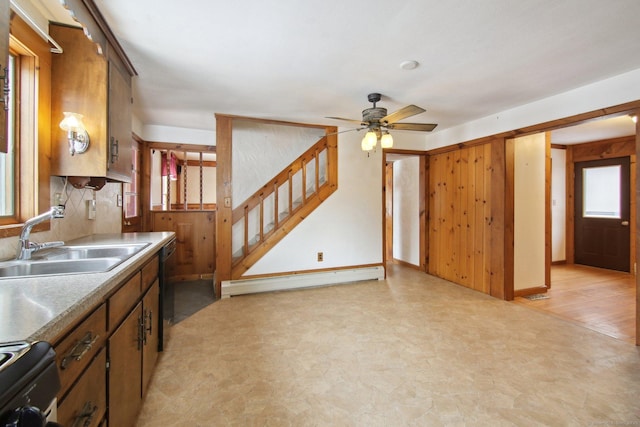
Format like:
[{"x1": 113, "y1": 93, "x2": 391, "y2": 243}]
[
  {"x1": 158, "y1": 236, "x2": 176, "y2": 351},
  {"x1": 0, "y1": 341, "x2": 61, "y2": 426}
]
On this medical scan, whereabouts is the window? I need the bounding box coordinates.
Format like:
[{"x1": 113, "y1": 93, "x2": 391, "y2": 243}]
[
  {"x1": 123, "y1": 136, "x2": 141, "y2": 229},
  {"x1": 0, "y1": 53, "x2": 15, "y2": 220},
  {"x1": 582, "y1": 165, "x2": 622, "y2": 218},
  {"x1": 0, "y1": 15, "x2": 50, "y2": 236}
]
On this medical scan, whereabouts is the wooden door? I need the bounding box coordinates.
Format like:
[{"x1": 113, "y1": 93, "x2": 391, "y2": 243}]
[
  {"x1": 575, "y1": 157, "x2": 630, "y2": 272},
  {"x1": 108, "y1": 302, "x2": 142, "y2": 427}
]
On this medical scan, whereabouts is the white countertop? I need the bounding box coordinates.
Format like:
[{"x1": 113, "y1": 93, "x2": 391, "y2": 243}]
[{"x1": 0, "y1": 232, "x2": 175, "y2": 343}]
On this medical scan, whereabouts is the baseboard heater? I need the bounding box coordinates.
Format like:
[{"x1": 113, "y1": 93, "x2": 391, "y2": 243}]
[{"x1": 221, "y1": 266, "x2": 385, "y2": 298}]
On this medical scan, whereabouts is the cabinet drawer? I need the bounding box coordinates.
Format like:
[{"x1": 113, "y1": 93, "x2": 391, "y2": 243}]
[
  {"x1": 141, "y1": 255, "x2": 159, "y2": 291},
  {"x1": 57, "y1": 347, "x2": 107, "y2": 427},
  {"x1": 108, "y1": 272, "x2": 141, "y2": 331},
  {"x1": 55, "y1": 303, "x2": 107, "y2": 398}
]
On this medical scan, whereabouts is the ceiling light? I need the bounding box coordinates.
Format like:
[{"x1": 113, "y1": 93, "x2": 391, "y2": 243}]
[
  {"x1": 361, "y1": 130, "x2": 377, "y2": 151},
  {"x1": 381, "y1": 131, "x2": 393, "y2": 149},
  {"x1": 400, "y1": 60, "x2": 419, "y2": 70}
]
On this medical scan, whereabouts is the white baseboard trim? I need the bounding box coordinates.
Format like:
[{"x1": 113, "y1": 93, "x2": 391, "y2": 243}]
[{"x1": 221, "y1": 266, "x2": 385, "y2": 298}]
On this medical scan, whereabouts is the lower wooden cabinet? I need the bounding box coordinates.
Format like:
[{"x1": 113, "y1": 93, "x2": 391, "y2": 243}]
[
  {"x1": 108, "y1": 265, "x2": 160, "y2": 427},
  {"x1": 53, "y1": 254, "x2": 162, "y2": 427},
  {"x1": 57, "y1": 348, "x2": 107, "y2": 427}
]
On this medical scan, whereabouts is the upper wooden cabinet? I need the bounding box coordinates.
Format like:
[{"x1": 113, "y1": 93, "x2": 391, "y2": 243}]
[{"x1": 50, "y1": 23, "x2": 133, "y2": 182}]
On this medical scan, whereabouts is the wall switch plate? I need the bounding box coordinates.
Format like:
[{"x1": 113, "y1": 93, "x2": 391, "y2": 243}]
[
  {"x1": 317, "y1": 252, "x2": 323, "y2": 262},
  {"x1": 54, "y1": 193, "x2": 63, "y2": 206},
  {"x1": 117, "y1": 195, "x2": 123, "y2": 207}
]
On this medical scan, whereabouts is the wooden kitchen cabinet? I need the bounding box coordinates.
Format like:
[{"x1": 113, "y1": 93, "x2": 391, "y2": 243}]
[
  {"x1": 50, "y1": 23, "x2": 133, "y2": 182},
  {"x1": 52, "y1": 252, "x2": 162, "y2": 427},
  {"x1": 57, "y1": 347, "x2": 107, "y2": 427},
  {"x1": 108, "y1": 255, "x2": 160, "y2": 426}
]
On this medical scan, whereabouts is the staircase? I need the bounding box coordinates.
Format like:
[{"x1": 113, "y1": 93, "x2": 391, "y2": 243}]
[{"x1": 230, "y1": 135, "x2": 337, "y2": 278}]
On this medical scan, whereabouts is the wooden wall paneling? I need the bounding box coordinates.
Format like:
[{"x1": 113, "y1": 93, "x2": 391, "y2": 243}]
[
  {"x1": 482, "y1": 143, "x2": 492, "y2": 294},
  {"x1": 428, "y1": 153, "x2": 441, "y2": 276},
  {"x1": 545, "y1": 133, "x2": 552, "y2": 288},
  {"x1": 489, "y1": 139, "x2": 508, "y2": 299},
  {"x1": 458, "y1": 149, "x2": 467, "y2": 284},
  {"x1": 215, "y1": 114, "x2": 233, "y2": 296},
  {"x1": 420, "y1": 155, "x2": 428, "y2": 271},
  {"x1": 445, "y1": 151, "x2": 455, "y2": 280},
  {"x1": 636, "y1": 113, "x2": 640, "y2": 346},
  {"x1": 384, "y1": 161, "x2": 393, "y2": 263},
  {"x1": 152, "y1": 211, "x2": 215, "y2": 281},
  {"x1": 470, "y1": 146, "x2": 481, "y2": 291},
  {"x1": 631, "y1": 153, "x2": 636, "y2": 275},
  {"x1": 566, "y1": 146, "x2": 575, "y2": 265}
]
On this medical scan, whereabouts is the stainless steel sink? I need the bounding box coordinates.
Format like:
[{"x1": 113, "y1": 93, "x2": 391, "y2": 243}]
[
  {"x1": 33, "y1": 243, "x2": 149, "y2": 261},
  {"x1": 0, "y1": 243, "x2": 150, "y2": 278},
  {"x1": 0, "y1": 258, "x2": 123, "y2": 278}
]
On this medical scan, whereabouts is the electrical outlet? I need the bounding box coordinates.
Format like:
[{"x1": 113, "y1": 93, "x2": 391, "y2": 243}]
[
  {"x1": 117, "y1": 195, "x2": 123, "y2": 207},
  {"x1": 54, "y1": 193, "x2": 63, "y2": 206},
  {"x1": 317, "y1": 252, "x2": 323, "y2": 262}
]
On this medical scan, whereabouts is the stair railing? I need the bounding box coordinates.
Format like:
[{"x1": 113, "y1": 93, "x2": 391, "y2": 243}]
[{"x1": 231, "y1": 136, "x2": 331, "y2": 266}]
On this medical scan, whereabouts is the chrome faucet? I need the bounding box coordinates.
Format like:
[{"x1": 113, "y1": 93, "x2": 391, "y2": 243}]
[{"x1": 16, "y1": 206, "x2": 65, "y2": 260}]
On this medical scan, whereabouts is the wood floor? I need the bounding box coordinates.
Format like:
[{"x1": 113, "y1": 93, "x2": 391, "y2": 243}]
[{"x1": 514, "y1": 264, "x2": 637, "y2": 344}]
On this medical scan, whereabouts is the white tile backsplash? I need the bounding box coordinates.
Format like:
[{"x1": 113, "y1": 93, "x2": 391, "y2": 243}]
[{"x1": 0, "y1": 177, "x2": 123, "y2": 260}]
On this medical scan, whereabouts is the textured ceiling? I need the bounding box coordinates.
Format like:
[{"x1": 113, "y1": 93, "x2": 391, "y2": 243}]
[{"x1": 39, "y1": 0, "x2": 640, "y2": 141}]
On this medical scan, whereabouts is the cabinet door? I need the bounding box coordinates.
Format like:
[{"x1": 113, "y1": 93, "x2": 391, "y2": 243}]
[
  {"x1": 108, "y1": 302, "x2": 142, "y2": 427},
  {"x1": 0, "y1": 0, "x2": 8, "y2": 153},
  {"x1": 57, "y1": 348, "x2": 107, "y2": 427},
  {"x1": 107, "y1": 55, "x2": 132, "y2": 181},
  {"x1": 142, "y1": 278, "x2": 159, "y2": 397}
]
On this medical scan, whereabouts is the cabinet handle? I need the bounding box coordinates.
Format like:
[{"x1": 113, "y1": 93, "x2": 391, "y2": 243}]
[
  {"x1": 71, "y1": 401, "x2": 98, "y2": 427},
  {"x1": 61, "y1": 332, "x2": 99, "y2": 370},
  {"x1": 138, "y1": 312, "x2": 145, "y2": 350},
  {"x1": 145, "y1": 309, "x2": 153, "y2": 340},
  {"x1": 0, "y1": 66, "x2": 9, "y2": 111},
  {"x1": 110, "y1": 137, "x2": 119, "y2": 164}
]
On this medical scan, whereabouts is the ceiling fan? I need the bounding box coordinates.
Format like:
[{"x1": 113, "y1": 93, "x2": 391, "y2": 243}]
[{"x1": 326, "y1": 93, "x2": 437, "y2": 151}]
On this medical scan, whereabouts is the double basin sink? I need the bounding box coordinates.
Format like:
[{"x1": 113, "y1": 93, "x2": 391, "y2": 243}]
[{"x1": 0, "y1": 243, "x2": 150, "y2": 278}]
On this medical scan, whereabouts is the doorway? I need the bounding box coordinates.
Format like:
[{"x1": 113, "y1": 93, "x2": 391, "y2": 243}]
[
  {"x1": 574, "y1": 157, "x2": 631, "y2": 272},
  {"x1": 383, "y1": 150, "x2": 427, "y2": 270}
]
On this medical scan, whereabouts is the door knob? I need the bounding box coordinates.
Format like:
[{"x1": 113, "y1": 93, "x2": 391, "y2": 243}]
[{"x1": 621, "y1": 220, "x2": 629, "y2": 226}]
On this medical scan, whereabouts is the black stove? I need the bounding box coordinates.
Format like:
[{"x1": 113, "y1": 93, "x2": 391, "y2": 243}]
[{"x1": 0, "y1": 341, "x2": 60, "y2": 426}]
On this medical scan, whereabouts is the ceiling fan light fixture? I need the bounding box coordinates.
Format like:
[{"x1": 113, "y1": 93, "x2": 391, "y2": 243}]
[
  {"x1": 381, "y1": 131, "x2": 393, "y2": 148},
  {"x1": 361, "y1": 130, "x2": 377, "y2": 151}
]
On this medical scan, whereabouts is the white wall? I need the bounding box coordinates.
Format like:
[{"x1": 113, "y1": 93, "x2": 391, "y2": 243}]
[
  {"x1": 244, "y1": 130, "x2": 383, "y2": 275},
  {"x1": 392, "y1": 157, "x2": 420, "y2": 266},
  {"x1": 513, "y1": 134, "x2": 546, "y2": 291},
  {"x1": 551, "y1": 148, "x2": 567, "y2": 262}
]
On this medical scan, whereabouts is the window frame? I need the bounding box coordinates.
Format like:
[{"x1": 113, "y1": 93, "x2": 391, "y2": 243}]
[{"x1": 0, "y1": 14, "x2": 52, "y2": 238}]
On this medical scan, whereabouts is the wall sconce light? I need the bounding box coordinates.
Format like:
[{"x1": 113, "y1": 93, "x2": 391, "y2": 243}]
[
  {"x1": 630, "y1": 114, "x2": 638, "y2": 124},
  {"x1": 59, "y1": 112, "x2": 90, "y2": 156}
]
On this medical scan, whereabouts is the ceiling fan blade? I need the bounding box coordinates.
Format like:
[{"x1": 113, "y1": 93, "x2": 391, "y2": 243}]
[
  {"x1": 387, "y1": 122, "x2": 438, "y2": 132},
  {"x1": 325, "y1": 116, "x2": 365, "y2": 125},
  {"x1": 380, "y1": 105, "x2": 426, "y2": 124}
]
